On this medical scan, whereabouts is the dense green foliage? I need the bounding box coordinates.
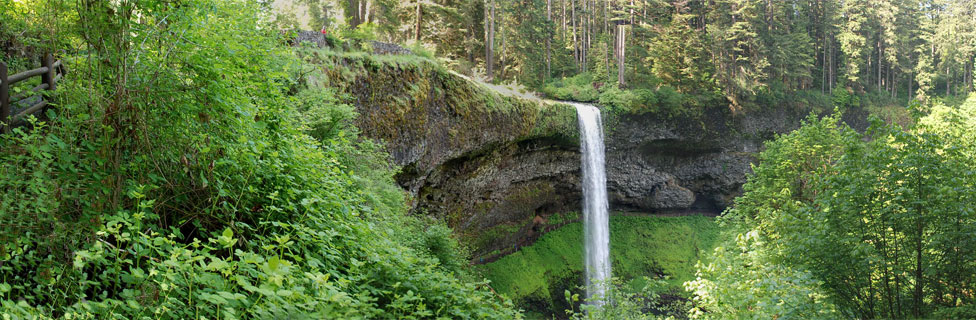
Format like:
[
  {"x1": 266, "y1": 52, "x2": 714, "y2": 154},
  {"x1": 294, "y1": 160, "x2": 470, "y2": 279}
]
[
  {"x1": 6, "y1": 0, "x2": 976, "y2": 319},
  {"x1": 280, "y1": 0, "x2": 974, "y2": 112},
  {"x1": 541, "y1": 73, "x2": 700, "y2": 116},
  {"x1": 688, "y1": 99, "x2": 976, "y2": 318},
  {"x1": 478, "y1": 214, "x2": 718, "y2": 317},
  {"x1": 0, "y1": 0, "x2": 518, "y2": 318},
  {"x1": 563, "y1": 277, "x2": 690, "y2": 320}
]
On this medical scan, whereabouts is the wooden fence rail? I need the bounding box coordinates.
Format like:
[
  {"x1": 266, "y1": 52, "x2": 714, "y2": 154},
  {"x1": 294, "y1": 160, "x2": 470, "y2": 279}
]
[{"x1": 0, "y1": 54, "x2": 64, "y2": 134}]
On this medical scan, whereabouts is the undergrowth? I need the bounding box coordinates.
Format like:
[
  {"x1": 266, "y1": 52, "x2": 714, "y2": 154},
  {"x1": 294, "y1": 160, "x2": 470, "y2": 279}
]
[{"x1": 0, "y1": 0, "x2": 518, "y2": 318}]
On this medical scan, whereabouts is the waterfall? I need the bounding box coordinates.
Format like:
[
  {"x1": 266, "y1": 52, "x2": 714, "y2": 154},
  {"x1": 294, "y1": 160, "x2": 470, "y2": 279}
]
[{"x1": 571, "y1": 102, "x2": 611, "y2": 306}]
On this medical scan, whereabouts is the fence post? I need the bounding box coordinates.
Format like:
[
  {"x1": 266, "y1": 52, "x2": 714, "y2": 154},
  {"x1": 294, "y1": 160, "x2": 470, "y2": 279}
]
[
  {"x1": 42, "y1": 54, "x2": 56, "y2": 92},
  {"x1": 41, "y1": 54, "x2": 56, "y2": 118},
  {"x1": 0, "y1": 61, "x2": 9, "y2": 134}
]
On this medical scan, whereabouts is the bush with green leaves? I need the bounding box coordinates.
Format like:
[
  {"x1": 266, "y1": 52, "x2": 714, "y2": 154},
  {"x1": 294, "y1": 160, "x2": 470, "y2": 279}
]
[
  {"x1": 0, "y1": 0, "x2": 518, "y2": 318},
  {"x1": 543, "y1": 73, "x2": 601, "y2": 102},
  {"x1": 543, "y1": 72, "x2": 699, "y2": 117},
  {"x1": 564, "y1": 277, "x2": 690, "y2": 320},
  {"x1": 690, "y1": 103, "x2": 976, "y2": 319}
]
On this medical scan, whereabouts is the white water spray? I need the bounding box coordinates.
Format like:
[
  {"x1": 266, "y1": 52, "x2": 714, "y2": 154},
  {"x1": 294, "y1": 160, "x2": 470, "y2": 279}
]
[{"x1": 571, "y1": 102, "x2": 611, "y2": 306}]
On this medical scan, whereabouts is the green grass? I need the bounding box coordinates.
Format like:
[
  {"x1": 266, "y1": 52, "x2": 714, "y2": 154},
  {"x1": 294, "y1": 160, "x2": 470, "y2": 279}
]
[{"x1": 477, "y1": 214, "x2": 720, "y2": 314}]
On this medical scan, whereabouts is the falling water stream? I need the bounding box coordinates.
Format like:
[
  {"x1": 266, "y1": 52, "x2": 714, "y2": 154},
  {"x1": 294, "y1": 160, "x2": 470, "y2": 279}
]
[{"x1": 571, "y1": 102, "x2": 611, "y2": 306}]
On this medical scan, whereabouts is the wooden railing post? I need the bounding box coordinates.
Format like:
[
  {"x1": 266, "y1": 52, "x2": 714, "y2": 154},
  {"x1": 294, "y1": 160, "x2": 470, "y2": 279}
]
[
  {"x1": 0, "y1": 61, "x2": 9, "y2": 134},
  {"x1": 42, "y1": 54, "x2": 56, "y2": 92}
]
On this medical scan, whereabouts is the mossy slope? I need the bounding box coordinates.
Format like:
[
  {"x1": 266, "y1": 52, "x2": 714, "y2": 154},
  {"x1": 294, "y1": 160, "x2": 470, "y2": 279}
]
[
  {"x1": 478, "y1": 214, "x2": 719, "y2": 315},
  {"x1": 302, "y1": 49, "x2": 578, "y2": 188}
]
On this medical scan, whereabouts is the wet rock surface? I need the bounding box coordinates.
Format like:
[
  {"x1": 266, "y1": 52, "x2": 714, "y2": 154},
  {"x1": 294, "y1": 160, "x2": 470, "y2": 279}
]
[
  {"x1": 380, "y1": 104, "x2": 827, "y2": 258},
  {"x1": 332, "y1": 55, "x2": 864, "y2": 258}
]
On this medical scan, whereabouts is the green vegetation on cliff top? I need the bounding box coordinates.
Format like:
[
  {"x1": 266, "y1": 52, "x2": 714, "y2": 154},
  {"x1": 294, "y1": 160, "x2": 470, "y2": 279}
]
[{"x1": 298, "y1": 47, "x2": 580, "y2": 146}]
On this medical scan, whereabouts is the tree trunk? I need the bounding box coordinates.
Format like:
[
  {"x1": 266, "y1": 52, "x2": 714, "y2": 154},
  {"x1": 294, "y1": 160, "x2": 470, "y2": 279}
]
[
  {"x1": 617, "y1": 24, "x2": 626, "y2": 86},
  {"x1": 500, "y1": 19, "x2": 506, "y2": 79},
  {"x1": 586, "y1": 0, "x2": 591, "y2": 72},
  {"x1": 415, "y1": 1, "x2": 422, "y2": 42},
  {"x1": 604, "y1": 37, "x2": 610, "y2": 81},
  {"x1": 913, "y1": 172, "x2": 924, "y2": 318},
  {"x1": 581, "y1": 0, "x2": 587, "y2": 71},
  {"x1": 572, "y1": 0, "x2": 578, "y2": 70},
  {"x1": 547, "y1": 0, "x2": 552, "y2": 81},
  {"x1": 914, "y1": 219, "x2": 924, "y2": 318},
  {"x1": 584, "y1": 0, "x2": 590, "y2": 72},
  {"x1": 486, "y1": 0, "x2": 495, "y2": 81},
  {"x1": 562, "y1": 0, "x2": 567, "y2": 41},
  {"x1": 909, "y1": 67, "x2": 914, "y2": 102},
  {"x1": 629, "y1": 0, "x2": 634, "y2": 25},
  {"x1": 363, "y1": 0, "x2": 372, "y2": 25},
  {"x1": 348, "y1": 0, "x2": 361, "y2": 27},
  {"x1": 965, "y1": 54, "x2": 976, "y2": 92},
  {"x1": 889, "y1": 65, "x2": 894, "y2": 98},
  {"x1": 603, "y1": 0, "x2": 608, "y2": 34},
  {"x1": 823, "y1": 32, "x2": 829, "y2": 93},
  {"x1": 947, "y1": 65, "x2": 951, "y2": 96},
  {"x1": 830, "y1": 33, "x2": 835, "y2": 92}
]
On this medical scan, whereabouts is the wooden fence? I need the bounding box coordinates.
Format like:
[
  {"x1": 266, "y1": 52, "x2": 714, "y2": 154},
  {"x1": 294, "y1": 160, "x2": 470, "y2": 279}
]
[{"x1": 0, "y1": 54, "x2": 64, "y2": 134}]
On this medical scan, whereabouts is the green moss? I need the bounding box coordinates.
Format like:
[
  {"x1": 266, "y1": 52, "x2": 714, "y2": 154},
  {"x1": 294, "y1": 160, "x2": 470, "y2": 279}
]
[
  {"x1": 468, "y1": 222, "x2": 526, "y2": 254},
  {"x1": 525, "y1": 101, "x2": 579, "y2": 143},
  {"x1": 545, "y1": 211, "x2": 581, "y2": 226},
  {"x1": 301, "y1": 48, "x2": 578, "y2": 150},
  {"x1": 462, "y1": 184, "x2": 560, "y2": 253},
  {"x1": 476, "y1": 214, "x2": 720, "y2": 313}
]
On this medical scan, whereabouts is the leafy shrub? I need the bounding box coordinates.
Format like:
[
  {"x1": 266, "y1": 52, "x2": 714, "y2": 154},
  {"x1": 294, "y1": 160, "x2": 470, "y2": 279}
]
[
  {"x1": 597, "y1": 85, "x2": 637, "y2": 113},
  {"x1": 655, "y1": 86, "x2": 683, "y2": 113},
  {"x1": 546, "y1": 72, "x2": 696, "y2": 117},
  {"x1": 543, "y1": 73, "x2": 600, "y2": 102},
  {"x1": 831, "y1": 88, "x2": 861, "y2": 110},
  {"x1": 407, "y1": 43, "x2": 437, "y2": 60},
  {"x1": 0, "y1": 0, "x2": 519, "y2": 318},
  {"x1": 294, "y1": 87, "x2": 358, "y2": 142},
  {"x1": 340, "y1": 22, "x2": 380, "y2": 42},
  {"x1": 692, "y1": 105, "x2": 976, "y2": 318},
  {"x1": 933, "y1": 305, "x2": 976, "y2": 319},
  {"x1": 565, "y1": 277, "x2": 691, "y2": 320},
  {"x1": 685, "y1": 231, "x2": 839, "y2": 319},
  {"x1": 423, "y1": 223, "x2": 468, "y2": 275}
]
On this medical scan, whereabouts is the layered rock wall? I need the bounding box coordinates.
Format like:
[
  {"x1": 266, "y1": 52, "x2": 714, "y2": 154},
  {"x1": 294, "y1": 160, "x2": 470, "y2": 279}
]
[{"x1": 314, "y1": 50, "x2": 863, "y2": 260}]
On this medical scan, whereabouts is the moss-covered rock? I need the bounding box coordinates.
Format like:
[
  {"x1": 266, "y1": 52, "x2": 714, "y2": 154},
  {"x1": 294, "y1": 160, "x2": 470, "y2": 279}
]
[
  {"x1": 303, "y1": 49, "x2": 577, "y2": 193},
  {"x1": 302, "y1": 49, "x2": 579, "y2": 259},
  {"x1": 301, "y1": 48, "x2": 870, "y2": 265},
  {"x1": 476, "y1": 214, "x2": 721, "y2": 318}
]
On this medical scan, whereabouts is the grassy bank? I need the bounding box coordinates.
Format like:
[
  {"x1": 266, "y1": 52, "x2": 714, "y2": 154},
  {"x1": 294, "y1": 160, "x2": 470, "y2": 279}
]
[{"x1": 477, "y1": 214, "x2": 720, "y2": 315}]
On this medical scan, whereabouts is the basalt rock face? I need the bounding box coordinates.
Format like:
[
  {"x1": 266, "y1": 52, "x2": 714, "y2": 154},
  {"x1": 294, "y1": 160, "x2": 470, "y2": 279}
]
[
  {"x1": 604, "y1": 105, "x2": 868, "y2": 216},
  {"x1": 416, "y1": 140, "x2": 582, "y2": 258},
  {"x1": 311, "y1": 52, "x2": 579, "y2": 259},
  {"x1": 317, "y1": 51, "x2": 858, "y2": 259},
  {"x1": 401, "y1": 102, "x2": 827, "y2": 259},
  {"x1": 606, "y1": 106, "x2": 782, "y2": 215}
]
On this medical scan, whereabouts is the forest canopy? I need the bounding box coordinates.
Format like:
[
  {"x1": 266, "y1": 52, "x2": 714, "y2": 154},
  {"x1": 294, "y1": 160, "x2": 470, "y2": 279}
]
[{"x1": 277, "y1": 0, "x2": 976, "y2": 110}]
